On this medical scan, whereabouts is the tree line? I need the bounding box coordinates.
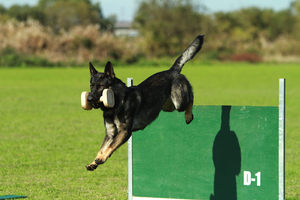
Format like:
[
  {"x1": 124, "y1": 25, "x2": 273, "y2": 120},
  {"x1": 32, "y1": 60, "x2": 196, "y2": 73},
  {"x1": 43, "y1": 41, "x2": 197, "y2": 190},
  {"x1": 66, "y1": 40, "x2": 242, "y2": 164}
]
[
  {"x1": 0, "y1": 0, "x2": 115, "y2": 32},
  {"x1": 134, "y1": 0, "x2": 300, "y2": 61},
  {"x1": 0, "y1": 0, "x2": 299, "y2": 65}
]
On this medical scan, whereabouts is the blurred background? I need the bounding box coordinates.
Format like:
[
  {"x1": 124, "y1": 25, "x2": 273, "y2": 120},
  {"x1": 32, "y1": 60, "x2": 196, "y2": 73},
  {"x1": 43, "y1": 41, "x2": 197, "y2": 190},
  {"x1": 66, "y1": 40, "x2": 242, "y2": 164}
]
[{"x1": 0, "y1": 0, "x2": 299, "y2": 66}]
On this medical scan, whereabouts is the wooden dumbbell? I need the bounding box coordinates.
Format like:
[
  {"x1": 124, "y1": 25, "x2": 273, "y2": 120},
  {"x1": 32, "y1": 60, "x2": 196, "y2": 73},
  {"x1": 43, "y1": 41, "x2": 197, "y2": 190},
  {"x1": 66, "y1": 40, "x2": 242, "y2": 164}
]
[
  {"x1": 81, "y1": 91, "x2": 92, "y2": 110},
  {"x1": 81, "y1": 89, "x2": 115, "y2": 110}
]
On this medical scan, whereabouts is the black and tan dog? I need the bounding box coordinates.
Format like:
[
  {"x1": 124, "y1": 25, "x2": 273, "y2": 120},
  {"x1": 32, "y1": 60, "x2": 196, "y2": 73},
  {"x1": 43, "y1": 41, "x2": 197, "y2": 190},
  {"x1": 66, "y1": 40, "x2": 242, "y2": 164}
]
[{"x1": 85, "y1": 35, "x2": 204, "y2": 171}]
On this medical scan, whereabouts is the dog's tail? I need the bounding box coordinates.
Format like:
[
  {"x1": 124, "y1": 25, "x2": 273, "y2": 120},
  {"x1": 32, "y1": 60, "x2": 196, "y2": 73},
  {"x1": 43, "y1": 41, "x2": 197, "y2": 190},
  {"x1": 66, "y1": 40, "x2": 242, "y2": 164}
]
[{"x1": 170, "y1": 35, "x2": 204, "y2": 73}]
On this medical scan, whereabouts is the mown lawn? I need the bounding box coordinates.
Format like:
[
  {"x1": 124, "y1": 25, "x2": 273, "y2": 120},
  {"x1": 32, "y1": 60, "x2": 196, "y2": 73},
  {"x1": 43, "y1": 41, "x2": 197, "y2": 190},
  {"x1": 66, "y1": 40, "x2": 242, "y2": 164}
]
[{"x1": 0, "y1": 62, "x2": 299, "y2": 199}]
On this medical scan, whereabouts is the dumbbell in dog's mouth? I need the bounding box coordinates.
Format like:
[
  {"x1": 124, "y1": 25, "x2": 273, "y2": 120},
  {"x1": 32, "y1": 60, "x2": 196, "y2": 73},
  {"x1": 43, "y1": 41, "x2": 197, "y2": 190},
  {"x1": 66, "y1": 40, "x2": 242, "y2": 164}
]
[
  {"x1": 87, "y1": 93, "x2": 102, "y2": 108},
  {"x1": 81, "y1": 89, "x2": 115, "y2": 110}
]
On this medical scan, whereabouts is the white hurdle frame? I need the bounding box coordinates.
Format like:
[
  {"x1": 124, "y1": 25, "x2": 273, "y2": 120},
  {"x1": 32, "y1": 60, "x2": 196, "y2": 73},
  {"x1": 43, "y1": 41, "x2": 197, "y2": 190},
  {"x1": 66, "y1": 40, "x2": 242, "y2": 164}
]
[
  {"x1": 279, "y1": 78, "x2": 286, "y2": 200},
  {"x1": 127, "y1": 78, "x2": 133, "y2": 200}
]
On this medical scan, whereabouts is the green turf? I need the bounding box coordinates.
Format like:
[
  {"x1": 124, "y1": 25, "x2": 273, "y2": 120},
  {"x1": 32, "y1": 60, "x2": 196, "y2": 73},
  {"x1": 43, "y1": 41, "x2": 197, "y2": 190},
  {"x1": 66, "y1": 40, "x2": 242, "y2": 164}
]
[{"x1": 0, "y1": 62, "x2": 299, "y2": 199}]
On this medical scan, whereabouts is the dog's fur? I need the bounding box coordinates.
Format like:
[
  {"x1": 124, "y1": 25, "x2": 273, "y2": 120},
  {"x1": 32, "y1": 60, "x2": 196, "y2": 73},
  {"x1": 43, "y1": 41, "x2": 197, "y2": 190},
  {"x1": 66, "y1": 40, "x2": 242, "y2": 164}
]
[{"x1": 85, "y1": 35, "x2": 204, "y2": 171}]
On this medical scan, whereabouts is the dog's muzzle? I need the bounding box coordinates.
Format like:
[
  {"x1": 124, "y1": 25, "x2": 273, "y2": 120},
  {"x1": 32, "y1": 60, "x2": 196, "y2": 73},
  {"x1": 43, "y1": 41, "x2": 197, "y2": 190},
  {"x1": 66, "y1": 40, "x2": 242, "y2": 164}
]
[
  {"x1": 87, "y1": 94, "x2": 94, "y2": 103},
  {"x1": 87, "y1": 93, "x2": 102, "y2": 108}
]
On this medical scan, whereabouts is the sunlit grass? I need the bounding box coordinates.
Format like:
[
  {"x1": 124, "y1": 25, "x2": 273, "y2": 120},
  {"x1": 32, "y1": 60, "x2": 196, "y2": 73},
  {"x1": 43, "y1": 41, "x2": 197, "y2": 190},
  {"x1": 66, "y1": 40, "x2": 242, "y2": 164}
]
[{"x1": 0, "y1": 62, "x2": 299, "y2": 199}]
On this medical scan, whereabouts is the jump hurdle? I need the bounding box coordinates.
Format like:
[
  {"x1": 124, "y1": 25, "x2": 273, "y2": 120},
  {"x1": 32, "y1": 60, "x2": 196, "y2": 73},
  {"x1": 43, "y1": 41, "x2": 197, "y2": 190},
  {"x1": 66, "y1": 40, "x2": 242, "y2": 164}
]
[{"x1": 127, "y1": 78, "x2": 285, "y2": 200}]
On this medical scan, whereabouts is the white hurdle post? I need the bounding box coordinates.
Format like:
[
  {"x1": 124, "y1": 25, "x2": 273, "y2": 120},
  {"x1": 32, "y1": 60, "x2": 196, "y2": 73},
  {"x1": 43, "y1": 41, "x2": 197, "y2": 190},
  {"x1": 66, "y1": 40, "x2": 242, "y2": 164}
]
[
  {"x1": 127, "y1": 78, "x2": 133, "y2": 200},
  {"x1": 279, "y1": 78, "x2": 286, "y2": 200}
]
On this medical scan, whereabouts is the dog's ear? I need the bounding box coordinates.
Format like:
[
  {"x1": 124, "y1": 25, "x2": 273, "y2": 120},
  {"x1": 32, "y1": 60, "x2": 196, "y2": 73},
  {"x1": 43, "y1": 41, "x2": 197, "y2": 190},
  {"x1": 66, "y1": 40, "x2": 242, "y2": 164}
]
[
  {"x1": 89, "y1": 62, "x2": 98, "y2": 76},
  {"x1": 104, "y1": 61, "x2": 115, "y2": 78}
]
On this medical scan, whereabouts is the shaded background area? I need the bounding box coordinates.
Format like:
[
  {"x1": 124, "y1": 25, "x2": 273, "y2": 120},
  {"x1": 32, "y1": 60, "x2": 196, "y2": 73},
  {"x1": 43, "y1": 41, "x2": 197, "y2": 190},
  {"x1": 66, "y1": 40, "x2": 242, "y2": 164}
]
[{"x1": 0, "y1": 0, "x2": 300, "y2": 66}]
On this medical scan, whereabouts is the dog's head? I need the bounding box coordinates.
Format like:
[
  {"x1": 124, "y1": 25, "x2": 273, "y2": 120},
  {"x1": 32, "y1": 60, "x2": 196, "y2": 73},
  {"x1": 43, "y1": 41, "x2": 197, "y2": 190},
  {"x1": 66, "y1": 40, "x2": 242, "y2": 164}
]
[{"x1": 87, "y1": 61, "x2": 115, "y2": 109}]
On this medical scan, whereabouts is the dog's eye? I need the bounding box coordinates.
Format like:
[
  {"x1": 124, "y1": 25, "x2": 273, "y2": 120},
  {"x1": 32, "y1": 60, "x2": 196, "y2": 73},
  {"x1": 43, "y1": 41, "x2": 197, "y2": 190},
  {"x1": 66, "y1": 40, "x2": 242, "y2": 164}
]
[{"x1": 98, "y1": 83, "x2": 105, "y2": 87}]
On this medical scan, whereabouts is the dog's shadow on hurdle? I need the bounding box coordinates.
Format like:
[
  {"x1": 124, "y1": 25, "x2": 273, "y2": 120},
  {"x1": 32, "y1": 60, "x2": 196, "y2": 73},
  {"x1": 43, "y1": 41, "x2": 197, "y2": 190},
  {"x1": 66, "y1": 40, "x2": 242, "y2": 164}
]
[{"x1": 210, "y1": 106, "x2": 241, "y2": 200}]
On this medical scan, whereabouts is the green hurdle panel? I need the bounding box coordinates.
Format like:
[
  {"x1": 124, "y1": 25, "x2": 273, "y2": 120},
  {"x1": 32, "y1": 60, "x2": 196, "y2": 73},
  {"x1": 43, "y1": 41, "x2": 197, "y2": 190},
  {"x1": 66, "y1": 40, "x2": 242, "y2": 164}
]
[
  {"x1": 127, "y1": 78, "x2": 285, "y2": 200},
  {"x1": 128, "y1": 105, "x2": 284, "y2": 200}
]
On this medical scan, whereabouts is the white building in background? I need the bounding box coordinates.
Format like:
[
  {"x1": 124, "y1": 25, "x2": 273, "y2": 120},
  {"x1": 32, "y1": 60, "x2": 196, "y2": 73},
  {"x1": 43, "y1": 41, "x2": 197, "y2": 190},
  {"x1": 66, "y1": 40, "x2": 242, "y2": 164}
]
[{"x1": 114, "y1": 21, "x2": 139, "y2": 37}]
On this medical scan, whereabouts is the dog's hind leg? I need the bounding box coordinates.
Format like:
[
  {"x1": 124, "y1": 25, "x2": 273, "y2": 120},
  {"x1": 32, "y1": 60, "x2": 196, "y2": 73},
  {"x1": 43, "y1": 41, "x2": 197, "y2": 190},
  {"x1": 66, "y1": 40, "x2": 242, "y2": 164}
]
[
  {"x1": 162, "y1": 98, "x2": 175, "y2": 112},
  {"x1": 185, "y1": 100, "x2": 194, "y2": 124},
  {"x1": 171, "y1": 75, "x2": 194, "y2": 124}
]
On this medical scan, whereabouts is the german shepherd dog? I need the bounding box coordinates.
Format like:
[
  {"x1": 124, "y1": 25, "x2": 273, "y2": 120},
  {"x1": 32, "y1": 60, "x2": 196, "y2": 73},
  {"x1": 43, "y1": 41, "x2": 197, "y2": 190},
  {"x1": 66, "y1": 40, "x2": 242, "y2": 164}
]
[{"x1": 86, "y1": 35, "x2": 204, "y2": 171}]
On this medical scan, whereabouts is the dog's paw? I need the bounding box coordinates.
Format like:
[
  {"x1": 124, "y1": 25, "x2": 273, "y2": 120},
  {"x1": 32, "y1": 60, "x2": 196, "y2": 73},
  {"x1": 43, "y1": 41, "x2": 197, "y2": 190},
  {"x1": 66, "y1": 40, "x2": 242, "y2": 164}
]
[
  {"x1": 185, "y1": 114, "x2": 194, "y2": 124},
  {"x1": 86, "y1": 163, "x2": 98, "y2": 171},
  {"x1": 95, "y1": 158, "x2": 105, "y2": 165}
]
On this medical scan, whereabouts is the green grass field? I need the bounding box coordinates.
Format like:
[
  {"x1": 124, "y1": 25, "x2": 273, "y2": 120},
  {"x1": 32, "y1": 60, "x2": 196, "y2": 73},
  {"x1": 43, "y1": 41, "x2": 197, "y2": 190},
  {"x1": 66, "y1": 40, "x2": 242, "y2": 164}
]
[{"x1": 0, "y1": 62, "x2": 299, "y2": 199}]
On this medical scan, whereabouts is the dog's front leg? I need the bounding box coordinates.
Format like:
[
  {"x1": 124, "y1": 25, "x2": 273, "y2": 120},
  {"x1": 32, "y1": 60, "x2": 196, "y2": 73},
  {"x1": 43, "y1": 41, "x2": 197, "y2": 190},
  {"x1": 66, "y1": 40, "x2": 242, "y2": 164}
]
[
  {"x1": 86, "y1": 119, "x2": 132, "y2": 171},
  {"x1": 94, "y1": 119, "x2": 132, "y2": 164},
  {"x1": 86, "y1": 121, "x2": 116, "y2": 171}
]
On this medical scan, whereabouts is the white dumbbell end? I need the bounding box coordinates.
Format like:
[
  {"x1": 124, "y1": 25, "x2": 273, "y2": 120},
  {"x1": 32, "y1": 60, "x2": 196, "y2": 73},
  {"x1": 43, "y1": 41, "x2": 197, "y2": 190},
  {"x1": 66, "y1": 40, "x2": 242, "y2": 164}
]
[
  {"x1": 81, "y1": 91, "x2": 92, "y2": 110},
  {"x1": 100, "y1": 89, "x2": 115, "y2": 108}
]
